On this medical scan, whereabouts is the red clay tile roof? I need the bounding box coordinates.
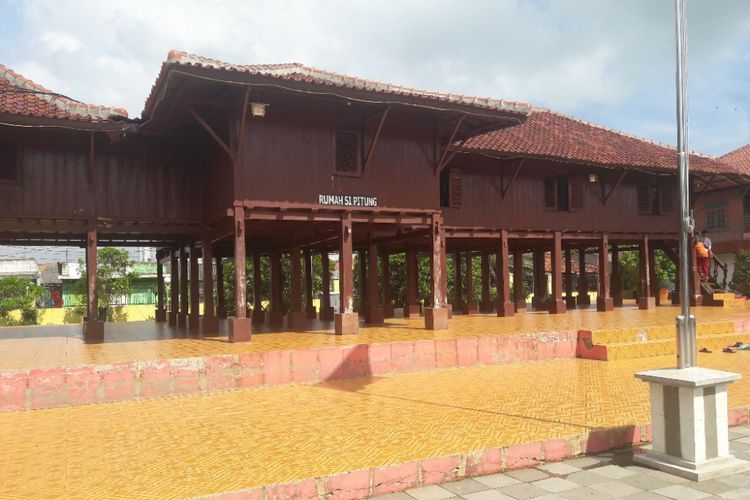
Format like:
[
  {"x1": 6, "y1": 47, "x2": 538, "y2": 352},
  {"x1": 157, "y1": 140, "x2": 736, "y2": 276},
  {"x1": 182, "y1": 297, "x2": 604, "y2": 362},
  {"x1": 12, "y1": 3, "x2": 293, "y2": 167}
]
[
  {"x1": 143, "y1": 50, "x2": 532, "y2": 119},
  {"x1": 720, "y1": 144, "x2": 750, "y2": 171},
  {"x1": 0, "y1": 64, "x2": 128, "y2": 122},
  {"x1": 461, "y1": 108, "x2": 748, "y2": 176}
]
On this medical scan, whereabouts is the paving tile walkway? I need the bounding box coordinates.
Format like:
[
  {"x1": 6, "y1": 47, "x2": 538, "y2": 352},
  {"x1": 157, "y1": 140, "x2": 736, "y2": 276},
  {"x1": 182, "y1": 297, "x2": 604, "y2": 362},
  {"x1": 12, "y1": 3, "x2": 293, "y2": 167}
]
[{"x1": 387, "y1": 425, "x2": 750, "y2": 499}]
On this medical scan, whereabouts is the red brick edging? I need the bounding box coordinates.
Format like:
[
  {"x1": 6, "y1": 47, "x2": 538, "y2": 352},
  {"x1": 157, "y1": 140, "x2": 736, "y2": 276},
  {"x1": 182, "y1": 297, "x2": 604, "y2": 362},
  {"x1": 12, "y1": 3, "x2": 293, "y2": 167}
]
[{"x1": 0, "y1": 331, "x2": 576, "y2": 412}]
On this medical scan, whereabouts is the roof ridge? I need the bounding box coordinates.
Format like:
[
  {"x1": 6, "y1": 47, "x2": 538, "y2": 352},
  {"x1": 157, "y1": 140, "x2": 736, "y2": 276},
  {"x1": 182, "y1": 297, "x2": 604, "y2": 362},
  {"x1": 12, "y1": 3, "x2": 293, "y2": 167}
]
[{"x1": 0, "y1": 63, "x2": 128, "y2": 119}]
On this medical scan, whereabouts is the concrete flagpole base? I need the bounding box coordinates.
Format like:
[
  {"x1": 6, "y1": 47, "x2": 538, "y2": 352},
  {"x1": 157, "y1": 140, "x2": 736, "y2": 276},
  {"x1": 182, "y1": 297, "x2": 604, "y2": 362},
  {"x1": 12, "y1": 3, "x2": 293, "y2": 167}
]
[{"x1": 634, "y1": 367, "x2": 750, "y2": 481}]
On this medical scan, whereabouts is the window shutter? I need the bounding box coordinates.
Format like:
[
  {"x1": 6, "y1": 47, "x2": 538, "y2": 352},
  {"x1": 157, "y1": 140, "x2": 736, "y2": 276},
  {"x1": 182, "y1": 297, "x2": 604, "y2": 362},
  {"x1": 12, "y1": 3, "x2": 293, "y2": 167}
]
[
  {"x1": 660, "y1": 184, "x2": 674, "y2": 212},
  {"x1": 448, "y1": 168, "x2": 462, "y2": 208},
  {"x1": 333, "y1": 130, "x2": 360, "y2": 175},
  {"x1": 569, "y1": 175, "x2": 585, "y2": 211},
  {"x1": 543, "y1": 177, "x2": 557, "y2": 209},
  {"x1": 637, "y1": 182, "x2": 652, "y2": 215}
]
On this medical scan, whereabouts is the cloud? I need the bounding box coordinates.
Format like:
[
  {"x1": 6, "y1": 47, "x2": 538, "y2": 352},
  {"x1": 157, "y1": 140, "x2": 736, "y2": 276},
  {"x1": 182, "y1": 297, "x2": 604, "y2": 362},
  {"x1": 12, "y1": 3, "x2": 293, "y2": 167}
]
[{"x1": 4, "y1": 0, "x2": 750, "y2": 154}]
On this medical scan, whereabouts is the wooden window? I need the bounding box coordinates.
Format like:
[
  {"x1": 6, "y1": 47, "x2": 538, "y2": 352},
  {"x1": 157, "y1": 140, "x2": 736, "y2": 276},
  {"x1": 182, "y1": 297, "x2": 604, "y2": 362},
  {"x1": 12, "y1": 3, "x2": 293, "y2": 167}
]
[
  {"x1": 637, "y1": 182, "x2": 652, "y2": 215},
  {"x1": 569, "y1": 175, "x2": 585, "y2": 210},
  {"x1": 543, "y1": 176, "x2": 557, "y2": 210},
  {"x1": 706, "y1": 201, "x2": 727, "y2": 231},
  {"x1": 543, "y1": 176, "x2": 571, "y2": 211},
  {"x1": 0, "y1": 143, "x2": 18, "y2": 184},
  {"x1": 333, "y1": 129, "x2": 361, "y2": 176},
  {"x1": 440, "y1": 168, "x2": 462, "y2": 208}
]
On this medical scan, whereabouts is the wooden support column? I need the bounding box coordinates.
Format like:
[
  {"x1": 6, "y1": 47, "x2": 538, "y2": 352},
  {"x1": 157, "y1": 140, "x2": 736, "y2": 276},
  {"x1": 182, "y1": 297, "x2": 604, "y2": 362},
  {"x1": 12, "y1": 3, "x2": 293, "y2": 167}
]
[
  {"x1": 366, "y1": 239, "x2": 384, "y2": 324},
  {"x1": 638, "y1": 235, "x2": 656, "y2": 309},
  {"x1": 83, "y1": 224, "x2": 103, "y2": 343},
  {"x1": 464, "y1": 251, "x2": 478, "y2": 314},
  {"x1": 252, "y1": 253, "x2": 264, "y2": 325},
  {"x1": 513, "y1": 249, "x2": 526, "y2": 312},
  {"x1": 425, "y1": 214, "x2": 449, "y2": 329},
  {"x1": 228, "y1": 205, "x2": 251, "y2": 342},
  {"x1": 611, "y1": 244, "x2": 623, "y2": 307},
  {"x1": 320, "y1": 251, "x2": 334, "y2": 321},
  {"x1": 216, "y1": 258, "x2": 227, "y2": 318},
  {"x1": 288, "y1": 246, "x2": 306, "y2": 330},
  {"x1": 188, "y1": 243, "x2": 200, "y2": 332},
  {"x1": 269, "y1": 251, "x2": 284, "y2": 328},
  {"x1": 335, "y1": 213, "x2": 358, "y2": 334},
  {"x1": 382, "y1": 253, "x2": 394, "y2": 318},
  {"x1": 596, "y1": 234, "x2": 613, "y2": 312},
  {"x1": 497, "y1": 229, "x2": 514, "y2": 317},
  {"x1": 405, "y1": 251, "x2": 420, "y2": 318},
  {"x1": 178, "y1": 246, "x2": 189, "y2": 329},
  {"x1": 549, "y1": 231, "x2": 566, "y2": 314},
  {"x1": 479, "y1": 250, "x2": 493, "y2": 313},
  {"x1": 576, "y1": 248, "x2": 591, "y2": 306},
  {"x1": 155, "y1": 254, "x2": 167, "y2": 322},
  {"x1": 169, "y1": 250, "x2": 179, "y2": 325},
  {"x1": 564, "y1": 247, "x2": 576, "y2": 309},
  {"x1": 304, "y1": 252, "x2": 317, "y2": 319},
  {"x1": 453, "y1": 252, "x2": 463, "y2": 312},
  {"x1": 649, "y1": 244, "x2": 660, "y2": 306},
  {"x1": 200, "y1": 238, "x2": 219, "y2": 335}
]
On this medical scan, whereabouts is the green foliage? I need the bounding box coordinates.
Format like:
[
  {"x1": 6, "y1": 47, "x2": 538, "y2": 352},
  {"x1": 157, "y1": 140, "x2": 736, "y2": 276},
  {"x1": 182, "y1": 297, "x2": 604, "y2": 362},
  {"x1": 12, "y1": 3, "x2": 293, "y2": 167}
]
[
  {"x1": 617, "y1": 249, "x2": 675, "y2": 296},
  {"x1": 731, "y1": 250, "x2": 750, "y2": 296},
  {"x1": 0, "y1": 276, "x2": 43, "y2": 326},
  {"x1": 76, "y1": 248, "x2": 138, "y2": 314}
]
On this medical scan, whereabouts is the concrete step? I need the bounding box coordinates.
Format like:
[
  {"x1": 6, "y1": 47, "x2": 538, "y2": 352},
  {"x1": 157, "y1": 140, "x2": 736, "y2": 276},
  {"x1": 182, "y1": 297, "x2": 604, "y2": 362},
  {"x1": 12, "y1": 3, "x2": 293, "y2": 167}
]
[
  {"x1": 585, "y1": 333, "x2": 750, "y2": 361},
  {"x1": 591, "y1": 321, "x2": 736, "y2": 345}
]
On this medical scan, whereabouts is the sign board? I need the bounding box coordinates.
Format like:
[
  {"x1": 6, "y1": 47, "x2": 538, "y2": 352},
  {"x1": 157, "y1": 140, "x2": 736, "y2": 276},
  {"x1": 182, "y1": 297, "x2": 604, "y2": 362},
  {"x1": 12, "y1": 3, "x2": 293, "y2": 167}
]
[{"x1": 318, "y1": 194, "x2": 378, "y2": 208}]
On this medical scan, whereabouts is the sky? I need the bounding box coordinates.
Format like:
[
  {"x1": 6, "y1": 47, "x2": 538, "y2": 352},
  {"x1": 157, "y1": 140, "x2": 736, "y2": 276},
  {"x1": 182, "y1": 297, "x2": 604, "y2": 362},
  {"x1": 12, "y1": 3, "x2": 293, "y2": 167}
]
[{"x1": 0, "y1": 0, "x2": 749, "y2": 262}]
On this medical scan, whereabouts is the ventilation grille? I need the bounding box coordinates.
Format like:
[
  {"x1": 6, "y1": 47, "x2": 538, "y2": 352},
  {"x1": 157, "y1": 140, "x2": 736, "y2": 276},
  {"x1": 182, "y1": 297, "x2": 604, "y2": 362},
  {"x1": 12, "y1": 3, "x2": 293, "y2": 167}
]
[
  {"x1": 449, "y1": 169, "x2": 462, "y2": 208},
  {"x1": 334, "y1": 130, "x2": 360, "y2": 175},
  {"x1": 637, "y1": 182, "x2": 652, "y2": 214},
  {"x1": 543, "y1": 177, "x2": 556, "y2": 209},
  {"x1": 570, "y1": 175, "x2": 585, "y2": 210}
]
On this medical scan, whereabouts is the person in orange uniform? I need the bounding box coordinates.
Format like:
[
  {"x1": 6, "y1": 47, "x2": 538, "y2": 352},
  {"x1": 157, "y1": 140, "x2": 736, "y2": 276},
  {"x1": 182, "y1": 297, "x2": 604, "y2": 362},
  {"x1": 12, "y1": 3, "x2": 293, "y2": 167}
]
[{"x1": 695, "y1": 234, "x2": 710, "y2": 279}]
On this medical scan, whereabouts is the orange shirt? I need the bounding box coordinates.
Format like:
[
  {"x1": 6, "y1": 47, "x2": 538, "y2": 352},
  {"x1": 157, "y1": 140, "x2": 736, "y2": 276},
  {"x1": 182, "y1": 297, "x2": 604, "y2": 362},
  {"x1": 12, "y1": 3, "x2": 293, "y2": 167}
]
[{"x1": 695, "y1": 241, "x2": 709, "y2": 258}]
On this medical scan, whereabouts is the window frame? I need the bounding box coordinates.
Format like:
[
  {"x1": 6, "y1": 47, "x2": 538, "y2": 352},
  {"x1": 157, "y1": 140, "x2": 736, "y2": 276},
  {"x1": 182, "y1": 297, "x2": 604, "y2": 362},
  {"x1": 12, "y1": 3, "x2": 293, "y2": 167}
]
[{"x1": 332, "y1": 128, "x2": 362, "y2": 178}]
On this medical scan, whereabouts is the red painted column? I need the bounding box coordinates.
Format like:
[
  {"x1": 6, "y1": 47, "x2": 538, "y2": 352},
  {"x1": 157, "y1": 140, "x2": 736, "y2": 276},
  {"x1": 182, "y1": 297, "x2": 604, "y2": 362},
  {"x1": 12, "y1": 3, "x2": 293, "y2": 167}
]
[
  {"x1": 425, "y1": 214, "x2": 448, "y2": 329},
  {"x1": 479, "y1": 250, "x2": 492, "y2": 313},
  {"x1": 638, "y1": 234, "x2": 656, "y2": 309},
  {"x1": 405, "y1": 251, "x2": 420, "y2": 318},
  {"x1": 155, "y1": 253, "x2": 167, "y2": 322},
  {"x1": 382, "y1": 253, "x2": 394, "y2": 318},
  {"x1": 178, "y1": 246, "x2": 189, "y2": 329},
  {"x1": 464, "y1": 251, "x2": 477, "y2": 314},
  {"x1": 596, "y1": 234, "x2": 613, "y2": 312},
  {"x1": 188, "y1": 243, "x2": 200, "y2": 332},
  {"x1": 497, "y1": 229, "x2": 515, "y2": 317},
  {"x1": 549, "y1": 231, "x2": 566, "y2": 314},
  {"x1": 304, "y1": 252, "x2": 316, "y2": 319},
  {"x1": 366, "y1": 239, "x2": 384, "y2": 324},
  {"x1": 269, "y1": 251, "x2": 284, "y2": 328},
  {"x1": 335, "y1": 213, "x2": 358, "y2": 334},
  {"x1": 320, "y1": 251, "x2": 334, "y2": 321},
  {"x1": 513, "y1": 248, "x2": 526, "y2": 312},
  {"x1": 83, "y1": 224, "x2": 104, "y2": 342},
  {"x1": 252, "y1": 253, "x2": 264, "y2": 325},
  {"x1": 200, "y1": 238, "x2": 219, "y2": 334},
  {"x1": 228, "y1": 205, "x2": 251, "y2": 342},
  {"x1": 576, "y1": 248, "x2": 590, "y2": 306},
  {"x1": 611, "y1": 244, "x2": 623, "y2": 307},
  {"x1": 169, "y1": 250, "x2": 179, "y2": 325},
  {"x1": 216, "y1": 258, "x2": 227, "y2": 318},
  {"x1": 564, "y1": 247, "x2": 576, "y2": 309}
]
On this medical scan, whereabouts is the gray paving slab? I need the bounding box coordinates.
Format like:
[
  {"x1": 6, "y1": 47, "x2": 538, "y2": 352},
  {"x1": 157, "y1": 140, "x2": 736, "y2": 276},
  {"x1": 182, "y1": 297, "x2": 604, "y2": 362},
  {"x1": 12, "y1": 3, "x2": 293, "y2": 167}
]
[
  {"x1": 588, "y1": 464, "x2": 638, "y2": 479},
  {"x1": 504, "y1": 468, "x2": 549, "y2": 482},
  {"x1": 588, "y1": 479, "x2": 644, "y2": 497},
  {"x1": 441, "y1": 479, "x2": 490, "y2": 496},
  {"x1": 532, "y1": 477, "x2": 580, "y2": 493},
  {"x1": 559, "y1": 486, "x2": 614, "y2": 499},
  {"x1": 537, "y1": 462, "x2": 583, "y2": 475},
  {"x1": 499, "y1": 482, "x2": 550, "y2": 499},
  {"x1": 473, "y1": 473, "x2": 521, "y2": 489},
  {"x1": 651, "y1": 484, "x2": 713, "y2": 500},
  {"x1": 565, "y1": 470, "x2": 612, "y2": 486},
  {"x1": 462, "y1": 490, "x2": 517, "y2": 500},
  {"x1": 405, "y1": 484, "x2": 456, "y2": 500}
]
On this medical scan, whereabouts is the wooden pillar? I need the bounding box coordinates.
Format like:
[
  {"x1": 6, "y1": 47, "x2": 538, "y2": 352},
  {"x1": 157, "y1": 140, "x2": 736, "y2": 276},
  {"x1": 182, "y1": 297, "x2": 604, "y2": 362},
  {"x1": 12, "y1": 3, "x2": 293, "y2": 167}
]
[
  {"x1": 155, "y1": 254, "x2": 167, "y2": 322},
  {"x1": 188, "y1": 243, "x2": 200, "y2": 331},
  {"x1": 638, "y1": 234, "x2": 656, "y2": 309},
  {"x1": 513, "y1": 249, "x2": 526, "y2": 312},
  {"x1": 453, "y1": 252, "x2": 463, "y2": 312},
  {"x1": 611, "y1": 244, "x2": 623, "y2": 307},
  {"x1": 83, "y1": 225, "x2": 103, "y2": 342},
  {"x1": 549, "y1": 231, "x2": 566, "y2": 314},
  {"x1": 497, "y1": 229, "x2": 514, "y2": 317},
  {"x1": 479, "y1": 250, "x2": 493, "y2": 313},
  {"x1": 168, "y1": 250, "x2": 179, "y2": 325},
  {"x1": 320, "y1": 251, "x2": 334, "y2": 321},
  {"x1": 200, "y1": 238, "x2": 218, "y2": 334},
  {"x1": 576, "y1": 248, "x2": 591, "y2": 306},
  {"x1": 464, "y1": 251, "x2": 477, "y2": 314},
  {"x1": 215, "y1": 258, "x2": 227, "y2": 319},
  {"x1": 366, "y1": 240, "x2": 384, "y2": 324},
  {"x1": 425, "y1": 214, "x2": 448, "y2": 329},
  {"x1": 288, "y1": 246, "x2": 306, "y2": 330},
  {"x1": 596, "y1": 234, "x2": 613, "y2": 311},
  {"x1": 335, "y1": 213, "x2": 358, "y2": 334},
  {"x1": 382, "y1": 253, "x2": 394, "y2": 318},
  {"x1": 405, "y1": 251, "x2": 420, "y2": 318},
  {"x1": 269, "y1": 251, "x2": 284, "y2": 328},
  {"x1": 564, "y1": 247, "x2": 576, "y2": 309},
  {"x1": 228, "y1": 205, "x2": 251, "y2": 342},
  {"x1": 649, "y1": 244, "x2": 660, "y2": 306},
  {"x1": 178, "y1": 246, "x2": 189, "y2": 328},
  {"x1": 251, "y1": 253, "x2": 264, "y2": 325},
  {"x1": 304, "y1": 252, "x2": 316, "y2": 319}
]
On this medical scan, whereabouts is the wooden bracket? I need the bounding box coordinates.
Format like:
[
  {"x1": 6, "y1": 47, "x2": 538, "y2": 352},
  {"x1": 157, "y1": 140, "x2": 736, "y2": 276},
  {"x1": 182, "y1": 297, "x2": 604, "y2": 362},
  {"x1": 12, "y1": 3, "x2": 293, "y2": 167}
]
[
  {"x1": 362, "y1": 106, "x2": 390, "y2": 173},
  {"x1": 692, "y1": 173, "x2": 716, "y2": 205},
  {"x1": 602, "y1": 170, "x2": 627, "y2": 206},
  {"x1": 434, "y1": 115, "x2": 465, "y2": 175},
  {"x1": 501, "y1": 159, "x2": 524, "y2": 199},
  {"x1": 186, "y1": 105, "x2": 235, "y2": 160}
]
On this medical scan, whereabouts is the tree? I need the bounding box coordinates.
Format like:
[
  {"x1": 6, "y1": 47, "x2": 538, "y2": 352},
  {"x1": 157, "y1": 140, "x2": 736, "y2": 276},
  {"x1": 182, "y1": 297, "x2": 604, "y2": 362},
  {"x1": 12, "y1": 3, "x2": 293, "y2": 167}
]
[
  {"x1": 76, "y1": 248, "x2": 138, "y2": 317},
  {"x1": 731, "y1": 250, "x2": 750, "y2": 296},
  {"x1": 0, "y1": 276, "x2": 43, "y2": 326}
]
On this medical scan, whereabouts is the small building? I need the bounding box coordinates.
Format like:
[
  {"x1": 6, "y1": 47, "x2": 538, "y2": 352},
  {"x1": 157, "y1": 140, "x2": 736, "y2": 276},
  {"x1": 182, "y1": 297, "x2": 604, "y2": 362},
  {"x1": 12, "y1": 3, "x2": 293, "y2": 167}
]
[{"x1": 0, "y1": 259, "x2": 40, "y2": 283}]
